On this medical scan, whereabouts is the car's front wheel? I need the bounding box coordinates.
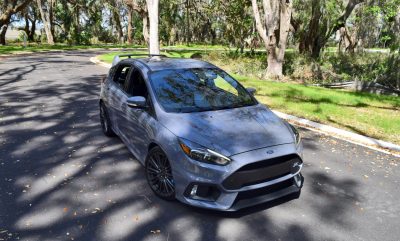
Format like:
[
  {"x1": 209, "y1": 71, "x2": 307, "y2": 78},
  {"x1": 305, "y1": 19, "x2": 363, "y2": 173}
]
[
  {"x1": 100, "y1": 103, "x2": 115, "y2": 137},
  {"x1": 145, "y1": 146, "x2": 175, "y2": 200}
]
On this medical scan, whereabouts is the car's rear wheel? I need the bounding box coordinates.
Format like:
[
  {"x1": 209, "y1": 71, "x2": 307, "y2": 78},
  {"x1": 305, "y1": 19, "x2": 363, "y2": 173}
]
[
  {"x1": 100, "y1": 103, "x2": 115, "y2": 137},
  {"x1": 145, "y1": 146, "x2": 175, "y2": 200}
]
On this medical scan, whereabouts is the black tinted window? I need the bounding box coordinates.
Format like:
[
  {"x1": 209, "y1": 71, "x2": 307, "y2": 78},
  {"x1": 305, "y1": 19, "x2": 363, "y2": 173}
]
[
  {"x1": 126, "y1": 69, "x2": 148, "y2": 98},
  {"x1": 113, "y1": 65, "x2": 131, "y2": 89},
  {"x1": 149, "y1": 68, "x2": 256, "y2": 113}
]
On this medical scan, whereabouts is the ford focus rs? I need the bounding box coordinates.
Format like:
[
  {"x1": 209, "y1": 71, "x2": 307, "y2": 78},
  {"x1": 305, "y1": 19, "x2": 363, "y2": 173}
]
[{"x1": 99, "y1": 54, "x2": 304, "y2": 211}]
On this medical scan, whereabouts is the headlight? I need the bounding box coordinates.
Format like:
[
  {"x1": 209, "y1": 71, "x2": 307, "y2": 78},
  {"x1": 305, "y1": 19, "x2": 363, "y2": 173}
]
[{"x1": 179, "y1": 138, "x2": 231, "y2": 165}]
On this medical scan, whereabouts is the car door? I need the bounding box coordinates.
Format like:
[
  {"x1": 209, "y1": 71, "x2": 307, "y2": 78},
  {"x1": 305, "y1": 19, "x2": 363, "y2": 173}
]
[
  {"x1": 107, "y1": 64, "x2": 132, "y2": 135},
  {"x1": 118, "y1": 65, "x2": 155, "y2": 160}
]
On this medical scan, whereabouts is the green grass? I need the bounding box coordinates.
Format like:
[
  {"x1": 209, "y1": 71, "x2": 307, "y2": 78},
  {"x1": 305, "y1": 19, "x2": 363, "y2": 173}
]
[
  {"x1": 0, "y1": 43, "x2": 145, "y2": 55},
  {"x1": 234, "y1": 75, "x2": 400, "y2": 145},
  {"x1": 0, "y1": 43, "x2": 228, "y2": 55},
  {"x1": 98, "y1": 51, "x2": 400, "y2": 145},
  {"x1": 0, "y1": 43, "x2": 274, "y2": 55}
]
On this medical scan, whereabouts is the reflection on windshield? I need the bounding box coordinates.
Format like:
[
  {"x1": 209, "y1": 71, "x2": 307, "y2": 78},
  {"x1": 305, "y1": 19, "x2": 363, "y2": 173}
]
[{"x1": 150, "y1": 68, "x2": 256, "y2": 113}]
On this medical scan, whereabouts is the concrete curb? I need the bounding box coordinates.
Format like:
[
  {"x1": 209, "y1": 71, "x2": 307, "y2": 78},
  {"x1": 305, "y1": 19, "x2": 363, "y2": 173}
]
[
  {"x1": 272, "y1": 111, "x2": 400, "y2": 157},
  {"x1": 90, "y1": 57, "x2": 112, "y2": 69},
  {"x1": 90, "y1": 56, "x2": 400, "y2": 157}
]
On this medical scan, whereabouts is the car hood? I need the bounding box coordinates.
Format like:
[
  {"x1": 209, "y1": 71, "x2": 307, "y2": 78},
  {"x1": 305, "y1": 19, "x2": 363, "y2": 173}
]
[{"x1": 160, "y1": 104, "x2": 294, "y2": 156}]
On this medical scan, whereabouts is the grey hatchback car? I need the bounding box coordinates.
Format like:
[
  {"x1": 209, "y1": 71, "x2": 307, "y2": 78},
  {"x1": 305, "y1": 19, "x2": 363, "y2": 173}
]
[{"x1": 99, "y1": 54, "x2": 304, "y2": 211}]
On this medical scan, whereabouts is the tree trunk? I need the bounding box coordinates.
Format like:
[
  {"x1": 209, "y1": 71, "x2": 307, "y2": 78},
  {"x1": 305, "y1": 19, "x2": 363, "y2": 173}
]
[
  {"x1": 394, "y1": 11, "x2": 400, "y2": 50},
  {"x1": 251, "y1": 0, "x2": 292, "y2": 78},
  {"x1": 112, "y1": 7, "x2": 124, "y2": 43},
  {"x1": 300, "y1": 0, "x2": 363, "y2": 58},
  {"x1": 147, "y1": 0, "x2": 159, "y2": 54},
  {"x1": 339, "y1": 26, "x2": 358, "y2": 53},
  {"x1": 299, "y1": 0, "x2": 325, "y2": 57},
  {"x1": 36, "y1": 0, "x2": 54, "y2": 45},
  {"x1": 49, "y1": 0, "x2": 55, "y2": 41},
  {"x1": 29, "y1": 18, "x2": 36, "y2": 41},
  {"x1": 169, "y1": 26, "x2": 176, "y2": 45},
  {"x1": 267, "y1": 56, "x2": 283, "y2": 77},
  {"x1": 74, "y1": 5, "x2": 80, "y2": 44},
  {"x1": 275, "y1": 0, "x2": 292, "y2": 73},
  {"x1": 185, "y1": 0, "x2": 190, "y2": 45},
  {"x1": 0, "y1": 0, "x2": 32, "y2": 45},
  {"x1": 127, "y1": 6, "x2": 133, "y2": 44},
  {"x1": 24, "y1": 14, "x2": 30, "y2": 38},
  {"x1": 142, "y1": 13, "x2": 149, "y2": 44},
  {"x1": 128, "y1": 0, "x2": 149, "y2": 45},
  {"x1": 0, "y1": 24, "x2": 8, "y2": 45}
]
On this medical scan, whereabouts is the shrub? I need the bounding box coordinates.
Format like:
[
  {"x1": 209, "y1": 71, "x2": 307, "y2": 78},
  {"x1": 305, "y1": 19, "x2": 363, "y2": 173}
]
[{"x1": 202, "y1": 50, "x2": 400, "y2": 92}]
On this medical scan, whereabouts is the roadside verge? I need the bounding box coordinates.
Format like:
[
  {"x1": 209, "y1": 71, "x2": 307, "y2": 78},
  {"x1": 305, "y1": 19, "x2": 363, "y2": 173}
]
[{"x1": 90, "y1": 56, "x2": 400, "y2": 157}]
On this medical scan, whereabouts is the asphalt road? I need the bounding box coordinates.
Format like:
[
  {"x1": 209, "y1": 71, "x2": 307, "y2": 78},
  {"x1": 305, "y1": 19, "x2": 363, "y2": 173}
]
[{"x1": 0, "y1": 51, "x2": 399, "y2": 241}]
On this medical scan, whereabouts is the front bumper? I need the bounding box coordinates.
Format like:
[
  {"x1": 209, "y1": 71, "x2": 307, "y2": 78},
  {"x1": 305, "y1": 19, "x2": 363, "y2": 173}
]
[{"x1": 170, "y1": 142, "x2": 304, "y2": 211}]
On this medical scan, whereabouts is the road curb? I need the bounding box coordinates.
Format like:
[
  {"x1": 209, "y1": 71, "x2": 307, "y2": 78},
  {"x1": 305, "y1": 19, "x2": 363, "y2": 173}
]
[
  {"x1": 273, "y1": 111, "x2": 400, "y2": 157},
  {"x1": 90, "y1": 56, "x2": 400, "y2": 157},
  {"x1": 90, "y1": 56, "x2": 112, "y2": 68}
]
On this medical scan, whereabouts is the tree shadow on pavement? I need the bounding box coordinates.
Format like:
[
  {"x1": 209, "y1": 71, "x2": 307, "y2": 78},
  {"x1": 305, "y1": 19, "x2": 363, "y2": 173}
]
[{"x1": 0, "y1": 51, "x2": 361, "y2": 241}]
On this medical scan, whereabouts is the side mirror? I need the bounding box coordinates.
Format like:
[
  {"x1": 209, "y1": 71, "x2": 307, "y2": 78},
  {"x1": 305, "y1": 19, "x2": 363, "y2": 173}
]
[
  {"x1": 127, "y1": 96, "x2": 147, "y2": 108},
  {"x1": 246, "y1": 87, "x2": 257, "y2": 96}
]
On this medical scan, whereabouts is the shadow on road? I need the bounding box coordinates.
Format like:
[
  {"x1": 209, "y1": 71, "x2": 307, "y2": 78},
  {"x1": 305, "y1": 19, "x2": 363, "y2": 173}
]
[{"x1": 0, "y1": 52, "x2": 361, "y2": 241}]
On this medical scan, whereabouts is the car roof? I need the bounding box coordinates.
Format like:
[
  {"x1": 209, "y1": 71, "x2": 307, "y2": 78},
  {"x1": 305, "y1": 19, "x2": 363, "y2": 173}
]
[{"x1": 120, "y1": 57, "x2": 216, "y2": 72}]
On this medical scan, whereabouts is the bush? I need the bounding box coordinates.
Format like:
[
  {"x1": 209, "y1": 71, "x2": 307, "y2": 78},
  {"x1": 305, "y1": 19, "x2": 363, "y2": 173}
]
[
  {"x1": 203, "y1": 50, "x2": 399, "y2": 91},
  {"x1": 203, "y1": 51, "x2": 268, "y2": 79},
  {"x1": 285, "y1": 52, "x2": 399, "y2": 88},
  {"x1": 376, "y1": 54, "x2": 400, "y2": 91}
]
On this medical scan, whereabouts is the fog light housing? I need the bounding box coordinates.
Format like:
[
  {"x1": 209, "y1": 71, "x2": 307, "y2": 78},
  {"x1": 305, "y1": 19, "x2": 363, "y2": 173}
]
[{"x1": 185, "y1": 183, "x2": 221, "y2": 201}]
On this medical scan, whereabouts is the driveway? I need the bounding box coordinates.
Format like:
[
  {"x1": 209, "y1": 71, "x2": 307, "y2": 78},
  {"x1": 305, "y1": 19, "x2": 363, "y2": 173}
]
[{"x1": 0, "y1": 51, "x2": 399, "y2": 241}]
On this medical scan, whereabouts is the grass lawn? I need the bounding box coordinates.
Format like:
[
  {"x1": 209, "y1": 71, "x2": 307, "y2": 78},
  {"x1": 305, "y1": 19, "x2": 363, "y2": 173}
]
[
  {"x1": 0, "y1": 43, "x2": 293, "y2": 55},
  {"x1": 99, "y1": 52, "x2": 400, "y2": 145},
  {"x1": 0, "y1": 43, "x2": 145, "y2": 55},
  {"x1": 0, "y1": 43, "x2": 230, "y2": 55},
  {"x1": 235, "y1": 75, "x2": 400, "y2": 145}
]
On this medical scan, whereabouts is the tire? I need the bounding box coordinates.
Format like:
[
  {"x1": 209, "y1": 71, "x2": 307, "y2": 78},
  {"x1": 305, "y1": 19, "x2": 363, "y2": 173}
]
[
  {"x1": 145, "y1": 146, "x2": 176, "y2": 201},
  {"x1": 100, "y1": 102, "x2": 115, "y2": 137}
]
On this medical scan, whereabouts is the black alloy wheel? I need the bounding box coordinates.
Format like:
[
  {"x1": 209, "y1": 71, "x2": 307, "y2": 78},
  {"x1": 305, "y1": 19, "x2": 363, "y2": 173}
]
[
  {"x1": 146, "y1": 146, "x2": 175, "y2": 200},
  {"x1": 100, "y1": 103, "x2": 115, "y2": 137}
]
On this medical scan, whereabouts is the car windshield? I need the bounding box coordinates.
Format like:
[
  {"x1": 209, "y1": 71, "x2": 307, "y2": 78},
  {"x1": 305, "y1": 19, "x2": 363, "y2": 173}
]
[{"x1": 149, "y1": 68, "x2": 257, "y2": 113}]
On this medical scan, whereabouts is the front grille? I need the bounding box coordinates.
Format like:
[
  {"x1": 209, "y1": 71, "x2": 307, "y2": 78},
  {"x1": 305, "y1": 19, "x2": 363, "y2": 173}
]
[
  {"x1": 238, "y1": 154, "x2": 299, "y2": 171},
  {"x1": 235, "y1": 178, "x2": 294, "y2": 202},
  {"x1": 222, "y1": 154, "x2": 302, "y2": 190}
]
